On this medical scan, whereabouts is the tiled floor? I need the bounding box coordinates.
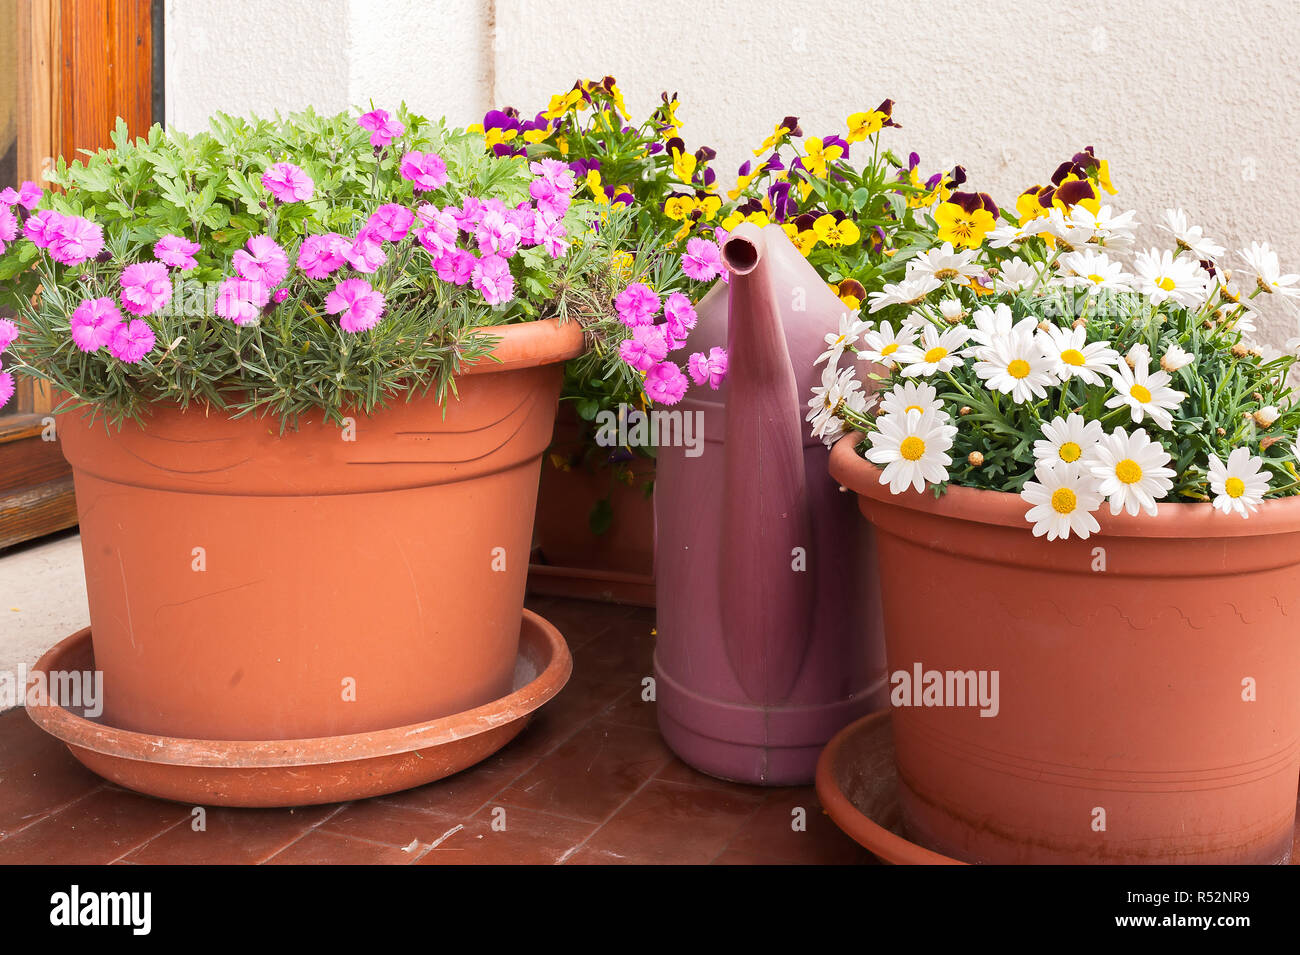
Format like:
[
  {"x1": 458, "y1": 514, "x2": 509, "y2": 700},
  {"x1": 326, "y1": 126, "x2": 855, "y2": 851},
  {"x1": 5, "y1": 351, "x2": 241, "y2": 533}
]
[{"x1": 0, "y1": 594, "x2": 876, "y2": 865}]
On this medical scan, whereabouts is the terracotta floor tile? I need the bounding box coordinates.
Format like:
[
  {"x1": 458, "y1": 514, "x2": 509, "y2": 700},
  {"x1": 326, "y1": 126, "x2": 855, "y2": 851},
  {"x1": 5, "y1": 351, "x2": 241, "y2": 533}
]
[
  {"x1": 0, "y1": 786, "x2": 190, "y2": 864},
  {"x1": 723, "y1": 787, "x2": 875, "y2": 865},
  {"x1": 570, "y1": 617, "x2": 657, "y2": 683},
  {"x1": 711, "y1": 847, "x2": 806, "y2": 865},
  {"x1": 319, "y1": 800, "x2": 463, "y2": 848},
  {"x1": 504, "y1": 675, "x2": 627, "y2": 761},
  {"x1": 419, "y1": 805, "x2": 598, "y2": 865},
  {"x1": 264, "y1": 829, "x2": 418, "y2": 865},
  {"x1": 524, "y1": 596, "x2": 633, "y2": 650},
  {"x1": 598, "y1": 686, "x2": 660, "y2": 730},
  {"x1": 379, "y1": 749, "x2": 537, "y2": 817},
  {"x1": 497, "y1": 721, "x2": 672, "y2": 823},
  {"x1": 122, "y1": 805, "x2": 339, "y2": 864},
  {"x1": 0, "y1": 710, "x2": 105, "y2": 837},
  {"x1": 652, "y1": 757, "x2": 778, "y2": 796},
  {"x1": 567, "y1": 779, "x2": 764, "y2": 865}
]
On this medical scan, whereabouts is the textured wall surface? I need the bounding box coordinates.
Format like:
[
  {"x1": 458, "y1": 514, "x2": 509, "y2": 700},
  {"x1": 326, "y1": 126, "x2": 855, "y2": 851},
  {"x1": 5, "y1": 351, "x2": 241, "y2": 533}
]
[{"x1": 166, "y1": 0, "x2": 1300, "y2": 345}]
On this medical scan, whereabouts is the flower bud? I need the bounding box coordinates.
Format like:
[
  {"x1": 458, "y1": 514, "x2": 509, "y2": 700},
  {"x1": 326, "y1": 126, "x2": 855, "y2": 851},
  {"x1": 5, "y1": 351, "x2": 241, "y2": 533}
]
[
  {"x1": 1262, "y1": 435, "x2": 1281, "y2": 451},
  {"x1": 1231, "y1": 343, "x2": 1250, "y2": 358},
  {"x1": 967, "y1": 451, "x2": 984, "y2": 467},
  {"x1": 1254, "y1": 406, "x2": 1280, "y2": 427},
  {"x1": 959, "y1": 406, "x2": 973, "y2": 416},
  {"x1": 1160, "y1": 345, "x2": 1194, "y2": 373}
]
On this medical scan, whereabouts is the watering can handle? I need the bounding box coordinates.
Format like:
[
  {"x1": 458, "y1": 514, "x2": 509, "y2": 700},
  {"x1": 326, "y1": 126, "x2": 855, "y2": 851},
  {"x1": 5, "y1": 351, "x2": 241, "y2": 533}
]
[{"x1": 716, "y1": 224, "x2": 815, "y2": 702}]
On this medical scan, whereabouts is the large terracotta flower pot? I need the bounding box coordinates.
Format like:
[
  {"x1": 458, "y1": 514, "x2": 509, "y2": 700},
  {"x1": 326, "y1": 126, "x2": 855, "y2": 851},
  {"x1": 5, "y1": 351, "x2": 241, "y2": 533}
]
[
  {"x1": 830, "y1": 432, "x2": 1300, "y2": 864},
  {"x1": 55, "y1": 317, "x2": 583, "y2": 742}
]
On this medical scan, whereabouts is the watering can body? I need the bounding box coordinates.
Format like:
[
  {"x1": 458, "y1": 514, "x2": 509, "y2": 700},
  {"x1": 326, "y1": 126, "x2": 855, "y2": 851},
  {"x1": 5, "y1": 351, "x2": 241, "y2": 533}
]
[{"x1": 653, "y1": 222, "x2": 888, "y2": 785}]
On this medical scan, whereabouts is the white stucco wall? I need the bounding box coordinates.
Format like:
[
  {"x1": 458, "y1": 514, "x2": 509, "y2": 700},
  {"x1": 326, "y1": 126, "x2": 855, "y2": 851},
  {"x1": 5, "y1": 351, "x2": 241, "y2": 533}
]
[{"x1": 166, "y1": 0, "x2": 1300, "y2": 345}]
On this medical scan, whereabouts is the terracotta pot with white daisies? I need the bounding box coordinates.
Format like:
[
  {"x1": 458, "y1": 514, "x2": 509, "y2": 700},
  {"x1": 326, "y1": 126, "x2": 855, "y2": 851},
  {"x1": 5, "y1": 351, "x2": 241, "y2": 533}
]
[{"x1": 812, "y1": 149, "x2": 1300, "y2": 864}]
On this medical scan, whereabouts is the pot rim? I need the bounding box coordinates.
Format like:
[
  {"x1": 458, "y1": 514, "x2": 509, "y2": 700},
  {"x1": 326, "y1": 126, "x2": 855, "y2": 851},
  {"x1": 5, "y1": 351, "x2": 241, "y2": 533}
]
[
  {"x1": 460, "y1": 315, "x2": 586, "y2": 376},
  {"x1": 25, "y1": 609, "x2": 572, "y2": 768},
  {"x1": 829, "y1": 431, "x2": 1300, "y2": 540}
]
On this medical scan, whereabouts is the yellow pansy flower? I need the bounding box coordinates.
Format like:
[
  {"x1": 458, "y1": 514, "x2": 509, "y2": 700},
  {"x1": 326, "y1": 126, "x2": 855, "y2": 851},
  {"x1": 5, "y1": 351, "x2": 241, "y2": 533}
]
[
  {"x1": 672, "y1": 221, "x2": 693, "y2": 244},
  {"x1": 697, "y1": 195, "x2": 722, "y2": 221},
  {"x1": 543, "y1": 89, "x2": 584, "y2": 121},
  {"x1": 846, "y1": 110, "x2": 886, "y2": 143},
  {"x1": 664, "y1": 195, "x2": 697, "y2": 220},
  {"x1": 934, "y1": 201, "x2": 995, "y2": 249},
  {"x1": 611, "y1": 251, "x2": 635, "y2": 279},
  {"x1": 798, "y1": 179, "x2": 814, "y2": 202},
  {"x1": 753, "y1": 119, "x2": 795, "y2": 156},
  {"x1": 802, "y1": 138, "x2": 843, "y2": 179},
  {"x1": 1094, "y1": 158, "x2": 1116, "y2": 195},
  {"x1": 586, "y1": 170, "x2": 609, "y2": 204},
  {"x1": 728, "y1": 161, "x2": 766, "y2": 200},
  {"x1": 720, "y1": 210, "x2": 745, "y2": 231},
  {"x1": 1016, "y1": 186, "x2": 1050, "y2": 224},
  {"x1": 784, "y1": 223, "x2": 817, "y2": 256},
  {"x1": 672, "y1": 148, "x2": 697, "y2": 183},
  {"x1": 813, "y1": 214, "x2": 861, "y2": 247},
  {"x1": 744, "y1": 211, "x2": 771, "y2": 229}
]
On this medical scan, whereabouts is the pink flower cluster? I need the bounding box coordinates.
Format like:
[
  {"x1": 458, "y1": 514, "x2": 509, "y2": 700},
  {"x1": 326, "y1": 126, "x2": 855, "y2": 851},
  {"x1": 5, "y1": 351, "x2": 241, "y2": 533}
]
[
  {"x1": 0, "y1": 182, "x2": 39, "y2": 255},
  {"x1": 0, "y1": 316, "x2": 17, "y2": 409},
  {"x1": 612, "y1": 238, "x2": 730, "y2": 406},
  {"x1": 23, "y1": 210, "x2": 104, "y2": 265},
  {"x1": 68, "y1": 297, "x2": 155, "y2": 364}
]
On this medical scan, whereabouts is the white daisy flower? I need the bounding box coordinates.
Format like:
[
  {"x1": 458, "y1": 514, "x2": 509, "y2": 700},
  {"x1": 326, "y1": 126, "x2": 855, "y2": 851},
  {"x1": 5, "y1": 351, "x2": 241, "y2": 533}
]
[
  {"x1": 1159, "y1": 208, "x2": 1225, "y2": 261},
  {"x1": 864, "y1": 409, "x2": 958, "y2": 494},
  {"x1": 1132, "y1": 248, "x2": 1211, "y2": 307},
  {"x1": 971, "y1": 321, "x2": 1057, "y2": 403},
  {"x1": 987, "y1": 219, "x2": 1050, "y2": 249},
  {"x1": 867, "y1": 275, "x2": 942, "y2": 313},
  {"x1": 1240, "y1": 241, "x2": 1300, "y2": 298},
  {"x1": 1036, "y1": 207, "x2": 1093, "y2": 249},
  {"x1": 1066, "y1": 205, "x2": 1139, "y2": 250},
  {"x1": 897, "y1": 323, "x2": 970, "y2": 378},
  {"x1": 1057, "y1": 249, "x2": 1133, "y2": 295},
  {"x1": 806, "y1": 365, "x2": 870, "y2": 444},
  {"x1": 1207, "y1": 447, "x2": 1270, "y2": 518},
  {"x1": 816, "y1": 312, "x2": 872, "y2": 366},
  {"x1": 1033, "y1": 413, "x2": 1106, "y2": 469},
  {"x1": 1085, "y1": 427, "x2": 1176, "y2": 516},
  {"x1": 1037, "y1": 324, "x2": 1121, "y2": 386},
  {"x1": 966, "y1": 302, "x2": 1017, "y2": 349},
  {"x1": 1020, "y1": 462, "x2": 1104, "y2": 540},
  {"x1": 857, "y1": 320, "x2": 918, "y2": 367},
  {"x1": 994, "y1": 257, "x2": 1049, "y2": 293},
  {"x1": 1160, "y1": 344, "x2": 1195, "y2": 372},
  {"x1": 905, "y1": 242, "x2": 983, "y2": 284},
  {"x1": 878, "y1": 380, "x2": 945, "y2": 419},
  {"x1": 1105, "y1": 359, "x2": 1187, "y2": 430},
  {"x1": 938, "y1": 298, "x2": 965, "y2": 322}
]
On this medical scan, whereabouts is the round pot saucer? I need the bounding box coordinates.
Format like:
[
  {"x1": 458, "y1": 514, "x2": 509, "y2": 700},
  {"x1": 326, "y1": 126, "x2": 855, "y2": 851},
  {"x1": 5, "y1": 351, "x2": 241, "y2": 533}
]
[
  {"x1": 25, "y1": 609, "x2": 571, "y2": 808},
  {"x1": 814, "y1": 710, "x2": 964, "y2": 865}
]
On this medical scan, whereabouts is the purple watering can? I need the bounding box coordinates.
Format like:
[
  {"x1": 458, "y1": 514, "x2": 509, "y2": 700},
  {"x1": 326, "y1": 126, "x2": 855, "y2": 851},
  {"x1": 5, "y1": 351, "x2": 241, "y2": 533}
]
[{"x1": 654, "y1": 222, "x2": 889, "y2": 785}]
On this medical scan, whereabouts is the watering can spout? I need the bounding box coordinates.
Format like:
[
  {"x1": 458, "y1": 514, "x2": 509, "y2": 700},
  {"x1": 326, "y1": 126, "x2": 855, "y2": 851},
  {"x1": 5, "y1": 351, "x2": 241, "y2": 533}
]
[
  {"x1": 717, "y1": 222, "x2": 814, "y2": 702},
  {"x1": 722, "y1": 223, "x2": 764, "y2": 277}
]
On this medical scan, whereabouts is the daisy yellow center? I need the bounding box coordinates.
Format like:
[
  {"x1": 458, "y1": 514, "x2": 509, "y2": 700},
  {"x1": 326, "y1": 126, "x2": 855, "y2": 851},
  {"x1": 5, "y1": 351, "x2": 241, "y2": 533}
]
[
  {"x1": 1224, "y1": 476, "x2": 1246, "y2": 498},
  {"x1": 904, "y1": 404, "x2": 924, "y2": 413},
  {"x1": 924, "y1": 346, "x2": 948, "y2": 363},
  {"x1": 1087, "y1": 273, "x2": 1106, "y2": 284},
  {"x1": 1156, "y1": 276, "x2": 1176, "y2": 292},
  {"x1": 1058, "y1": 441, "x2": 1082, "y2": 463},
  {"x1": 899, "y1": 436, "x2": 926, "y2": 461},
  {"x1": 1129, "y1": 383, "x2": 1152, "y2": 403},
  {"x1": 1115, "y1": 458, "x2": 1143, "y2": 484},
  {"x1": 1050, "y1": 487, "x2": 1078, "y2": 514},
  {"x1": 1006, "y1": 358, "x2": 1031, "y2": 379},
  {"x1": 1060, "y1": 349, "x2": 1086, "y2": 366},
  {"x1": 934, "y1": 267, "x2": 959, "y2": 281},
  {"x1": 881, "y1": 342, "x2": 900, "y2": 356}
]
